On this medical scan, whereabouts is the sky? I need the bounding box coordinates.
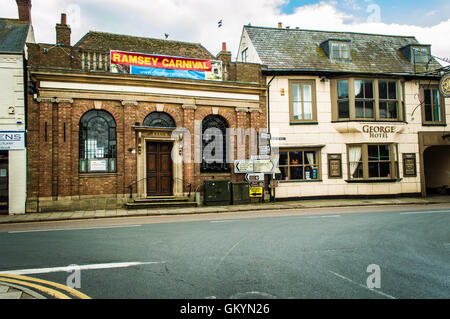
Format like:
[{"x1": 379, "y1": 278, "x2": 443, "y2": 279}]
[{"x1": 2, "y1": 0, "x2": 450, "y2": 66}]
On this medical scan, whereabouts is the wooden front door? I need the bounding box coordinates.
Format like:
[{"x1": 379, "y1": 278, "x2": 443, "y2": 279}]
[{"x1": 146, "y1": 142, "x2": 173, "y2": 196}]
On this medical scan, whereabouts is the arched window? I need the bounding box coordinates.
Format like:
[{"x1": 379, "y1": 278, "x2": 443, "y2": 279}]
[
  {"x1": 79, "y1": 110, "x2": 117, "y2": 173},
  {"x1": 143, "y1": 112, "x2": 176, "y2": 128},
  {"x1": 201, "y1": 115, "x2": 230, "y2": 173}
]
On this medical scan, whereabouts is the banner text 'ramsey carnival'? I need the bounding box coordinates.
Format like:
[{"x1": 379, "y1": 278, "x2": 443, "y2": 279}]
[{"x1": 110, "y1": 50, "x2": 222, "y2": 81}]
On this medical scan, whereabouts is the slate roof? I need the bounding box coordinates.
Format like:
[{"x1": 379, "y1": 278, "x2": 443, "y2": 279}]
[
  {"x1": 244, "y1": 26, "x2": 442, "y2": 75},
  {"x1": 74, "y1": 31, "x2": 215, "y2": 60},
  {"x1": 0, "y1": 18, "x2": 30, "y2": 54}
]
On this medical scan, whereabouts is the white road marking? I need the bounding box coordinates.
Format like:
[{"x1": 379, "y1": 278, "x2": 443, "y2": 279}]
[
  {"x1": 400, "y1": 210, "x2": 450, "y2": 215},
  {"x1": 210, "y1": 220, "x2": 236, "y2": 223},
  {"x1": 0, "y1": 261, "x2": 166, "y2": 275},
  {"x1": 304, "y1": 215, "x2": 341, "y2": 219},
  {"x1": 329, "y1": 270, "x2": 396, "y2": 299},
  {"x1": 8, "y1": 225, "x2": 142, "y2": 234}
]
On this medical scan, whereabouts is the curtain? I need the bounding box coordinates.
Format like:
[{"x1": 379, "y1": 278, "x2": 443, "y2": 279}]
[{"x1": 349, "y1": 145, "x2": 362, "y2": 177}]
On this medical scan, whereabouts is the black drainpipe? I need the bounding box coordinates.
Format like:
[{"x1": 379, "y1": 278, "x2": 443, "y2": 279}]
[{"x1": 266, "y1": 75, "x2": 276, "y2": 202}]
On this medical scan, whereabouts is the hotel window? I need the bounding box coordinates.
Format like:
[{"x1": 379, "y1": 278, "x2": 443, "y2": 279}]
[
  {"x1": 278, "y1": 149, "x2": 321, "y2": 181},
  {"x1": 332, "y1": 78, "x2": 403, "y2": 121},
  {"x1": 421, "y1": 85, "x2": 445, "y2": 125},
  {"x1": 79, "y1": 110, "x2": 117, "y2": 173},
  {"x1": 289, "y1": 80, "x2": 317, "y2": 123},
  {"x1": 347, "y1": 144, "x2": 398, "y2": 180},
  {"x1": 241, "y1": 48, "x2": 248, "y2": 62},
  {"x1": 354, "y1": 80, "x2": 374, "y2": 119},
  {"x1": 413, "y1": 47, "x2": 430, "y2": 64},
  {"x1": 331, "y1": 41, "x2": 350, "y2": 60},
  {"x1": 379, "y1": 81, "x2": 398, "y2": 119}
]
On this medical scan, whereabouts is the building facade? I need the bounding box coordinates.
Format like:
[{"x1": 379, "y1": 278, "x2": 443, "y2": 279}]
[
  {"x1": 0, "y1": 0, "x2": 35, "y2": 215},
  {"x1": 26, "y1": 15, "x2": 267, "y2": 212},
  {"x1": 238, "y1": 24, "x2": 450, "y2": 199}
]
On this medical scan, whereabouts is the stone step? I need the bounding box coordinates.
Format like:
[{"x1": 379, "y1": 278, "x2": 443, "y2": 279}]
[
  {"x1": 133, "y1": 196, "x2": 190, "y2": 203},
  {"x1": 125, "y1": 201, "x2": 197, "y2": 209}
]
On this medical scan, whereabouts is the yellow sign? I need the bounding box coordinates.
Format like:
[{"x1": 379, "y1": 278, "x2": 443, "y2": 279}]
[{"x1": 249, "y1": 187, "x2": 263, "y2": 198}]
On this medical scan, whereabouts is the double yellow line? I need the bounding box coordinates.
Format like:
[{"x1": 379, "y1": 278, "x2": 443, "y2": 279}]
[{"x1": 0, "y1": 273, "x2": 91, "y2": 299}]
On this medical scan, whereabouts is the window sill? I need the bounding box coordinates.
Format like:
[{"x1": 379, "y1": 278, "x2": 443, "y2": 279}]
[
  {"x1": 79, "y1": 173, "x2": 119, "y2": 178},
  {"x1": 289, "y1": 122, "x2": 318, "y2": 125},
  {"x1": 345, "y1": 178, "x2": 401, "y2": 183},
  {"x1": 332, "y1": 120, "x2": 406, "y2": 123},
  {"x1": 421, "y1": 123, "x2": 447, "y2": 127},
  {"x1": 279, "y1": 179, "x2": 322, "y2": 183}
]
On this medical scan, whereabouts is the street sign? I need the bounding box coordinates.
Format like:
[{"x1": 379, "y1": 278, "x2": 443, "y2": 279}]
[
  {"x1": 249, "y1": 187, "x2": 263, "y2": 198},
  {"x1": 260, "y1": 132, "x2": 271, "y2": 140},
  {"x1": 259, "y1": 145, "x2": 271, "y2": 155},
  {"x1": 245, "y1": 173, "x2": 265, "y2": 182},
  {"x1": 234, "y1": 160, "x2": 254, "y2": 173},
  {"x1": 249, "y1": 181, "x2": 265, "y2": 188},
  {"x1": 253, "y1": 160, "x2": 274, "y2": 173},
  {"x1": 251, "y1": 155, "x2": 270, "y2": 160}
]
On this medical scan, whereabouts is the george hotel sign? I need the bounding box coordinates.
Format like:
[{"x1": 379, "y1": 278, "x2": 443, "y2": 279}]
[{"x1": 361, "y1": 125, "x2": 397, "y2": 139}]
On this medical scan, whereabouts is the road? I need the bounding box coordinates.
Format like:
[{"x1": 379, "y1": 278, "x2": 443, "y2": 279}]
[{"x1": 0, "y1": 204, "x2": 449, "y2": 299}]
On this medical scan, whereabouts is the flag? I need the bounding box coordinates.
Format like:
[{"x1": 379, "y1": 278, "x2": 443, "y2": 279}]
[{"x1": 218, "y1": 19, "x2": 222, "y2": 28}]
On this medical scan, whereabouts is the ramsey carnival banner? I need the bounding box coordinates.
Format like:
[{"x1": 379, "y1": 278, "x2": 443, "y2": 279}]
[{"x1": 110, "y1": 50, "x2": 222, "y2": 81}]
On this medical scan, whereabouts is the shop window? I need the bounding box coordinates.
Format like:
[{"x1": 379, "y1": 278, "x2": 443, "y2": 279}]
[
  {"x1": 201, "y1": 115, "x2": 230, "y2": 173},
  {"x1": 347, "y1": 144, "x2": 398, "y2": 180},
  {"x1": 79, "y1": 110, "x2": 117, "y2": 173},
  {"x1": 279, "y1": 149, "x2": 321, "y2": 181},
  {"x1": 289, "y1": 80, "x2": 317, "y2": 123},
  {"x1": 143, "y1": 112, "x2": 176, "y2": 128},
  {"x1": 421, "y1": 85, "x2": 446, "y2": 125}
]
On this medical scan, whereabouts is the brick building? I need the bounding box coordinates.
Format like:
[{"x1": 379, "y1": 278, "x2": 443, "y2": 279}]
[{"x1": 26, "y1": 14, "x2": 267, "y2": 212}]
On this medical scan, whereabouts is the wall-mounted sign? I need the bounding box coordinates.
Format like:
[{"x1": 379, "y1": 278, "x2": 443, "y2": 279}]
[
  {"x1": 249, "y1": 187, "x2": 263, "y2": 198},
  {"x1": 361, "y1": 125, "x2": 396, "y2": 139},
  {"x1": 440, "y1": 74, "x2": 450, "y2": 98},
  {"x1": 328, "y1": 154, "x2": 342, "y2": 178},
  {"x1": 403, "y1": 153, "x2": 417, "y2": 177},
  {"x1": 110, "y1": 50, "x2": 222, "y2": 81},
  {"x1": 0, "y1": 131, "x2": 25, "y2": 150},
  {"x1": 89, "y1": 159, "x2": 108, "y2": 172}
]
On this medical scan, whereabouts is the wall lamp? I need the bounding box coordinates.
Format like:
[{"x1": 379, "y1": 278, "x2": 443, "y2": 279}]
[{"x1": 320, "y1": 76, "x2": 328, "y2": 82}]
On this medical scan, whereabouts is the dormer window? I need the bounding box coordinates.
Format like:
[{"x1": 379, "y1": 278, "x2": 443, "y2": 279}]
[
  {"x1": 413, "y1": 47, "x2": 430, "y2": 64},
  {"x1": 400, "y1": 44, "x2": 431, "y2": 64},
  {"x1": 331, "y1": 41, "x2": 350, "y2": 60},
  {"x1": 320, "y1": 39, "x2": 351, "y2": 61}
]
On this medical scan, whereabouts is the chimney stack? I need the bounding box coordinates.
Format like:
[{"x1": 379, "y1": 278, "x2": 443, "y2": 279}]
[
  {"x1": 56, "y1": 13, "x2": 71, "y2": 47},
  {"x1": 16, "y1": 0, "x2": 32, "y2": 23},
  {"x1": 278, "y1": 22, "x2": 282, "y2": 29}
]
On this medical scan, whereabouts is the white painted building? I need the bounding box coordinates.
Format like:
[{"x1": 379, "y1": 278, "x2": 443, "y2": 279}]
[
  {"x1": 238, "y1": 24, "x2": 450, "y2": 199},
  {"x1": 0, "y1": 1, "x2": 35, "y2": 214}
]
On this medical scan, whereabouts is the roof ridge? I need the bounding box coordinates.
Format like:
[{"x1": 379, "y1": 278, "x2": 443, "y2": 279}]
[
  {"x1": 80, "y1": 30, "x2": 204, "y2": 47},
  {"x1": 244, "y1": 25, "x2": 417, "y2": 39}
]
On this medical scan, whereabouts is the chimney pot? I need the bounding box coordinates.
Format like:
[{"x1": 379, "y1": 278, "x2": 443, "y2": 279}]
[
  {"x1": 61, "y1": 13, "x2": 67, "y2": 25},
  {"x1": 278, "y1": 22, "x2": 282, "y2": 29},
  {"x1": 222, "y1": 42, "x2": 227, "y2": 51},
  {"x1": 16, "y1": 0, "x2": 32, "y2": 23}
]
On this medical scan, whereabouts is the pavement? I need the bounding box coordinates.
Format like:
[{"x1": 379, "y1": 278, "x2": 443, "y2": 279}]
[{"x1": 0, "y1": 194, "x2": 449, "y2": 299}]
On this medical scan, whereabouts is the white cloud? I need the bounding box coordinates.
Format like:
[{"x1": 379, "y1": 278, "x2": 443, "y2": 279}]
[{"x1": 3, "y1": 0, "x2": 449, "y2": 66}]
